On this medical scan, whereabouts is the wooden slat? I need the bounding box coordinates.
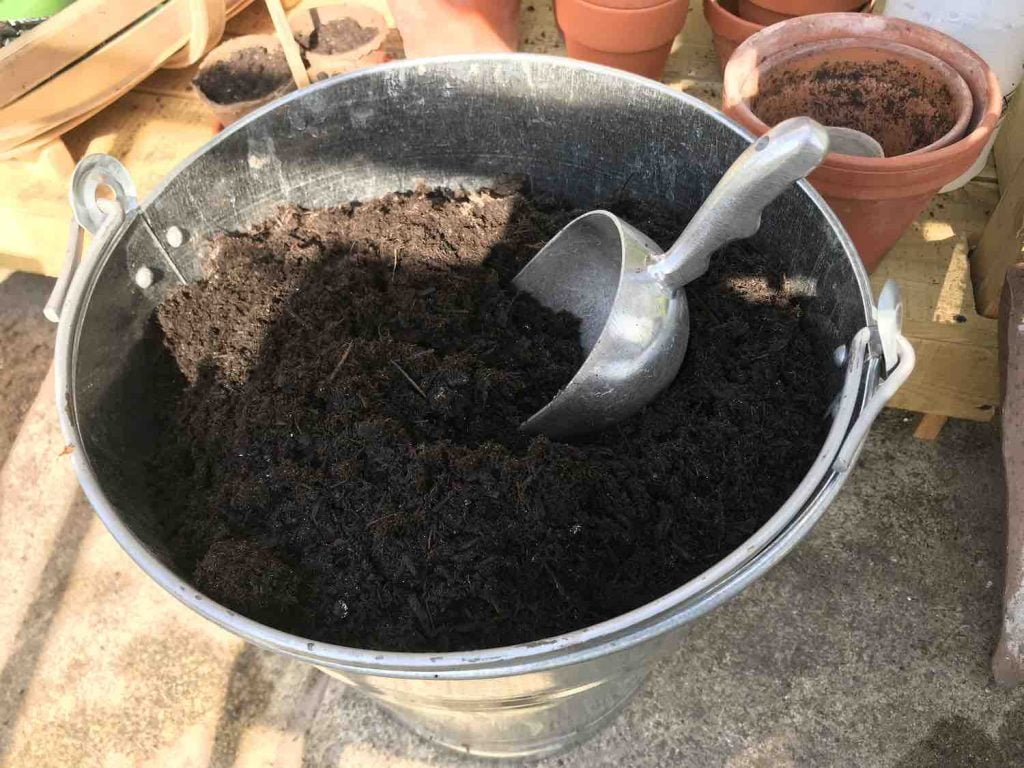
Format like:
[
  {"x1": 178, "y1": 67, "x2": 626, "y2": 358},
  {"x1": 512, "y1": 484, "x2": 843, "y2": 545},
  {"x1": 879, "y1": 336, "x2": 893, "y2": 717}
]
[
  {"x1": 162, "y1": 0, "x2": 228, "y2": 68},
  {"x1": 913, "y1": 413, "x2": 948, "y2": 440},
  {"x1": 996, "y1": 88, "x2": 1024, "y2": 190},
  {"x1": 0, "y1": 0, "x2": 166, "y2": 110},
  {"x1": 0, "y1": 0, "x2": 195, "y2": 152},
  {"x1": 972, "y1": 160, "x2": 1024, "y2": 319}
]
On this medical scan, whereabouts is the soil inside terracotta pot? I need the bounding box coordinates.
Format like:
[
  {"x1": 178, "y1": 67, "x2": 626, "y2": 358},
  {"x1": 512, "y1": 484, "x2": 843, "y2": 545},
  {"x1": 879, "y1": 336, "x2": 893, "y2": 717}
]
[
  {"x1": 752, "y1": 59, "x2": 957, "y2": 157},
  {"x1": 194, "y1": 45, "x2": 291, "y2": 104},
  {"x1": 148, "y1": 183, "x2": 837, "y2": 652},
  {"x1": 295, "y1": 17, "x2": 379, "y2": 54}
]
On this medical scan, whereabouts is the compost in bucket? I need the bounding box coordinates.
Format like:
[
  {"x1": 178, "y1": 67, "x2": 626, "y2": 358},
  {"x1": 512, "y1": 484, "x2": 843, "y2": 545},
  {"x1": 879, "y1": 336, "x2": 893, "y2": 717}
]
[{"x1": 149, "y1": 183, "x2": 837, "y2": 652}]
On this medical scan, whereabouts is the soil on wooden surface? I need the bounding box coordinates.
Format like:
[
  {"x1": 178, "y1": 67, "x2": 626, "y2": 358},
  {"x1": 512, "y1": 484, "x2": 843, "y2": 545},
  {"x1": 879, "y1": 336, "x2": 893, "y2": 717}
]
[
  {"x1": 194, "y1": 44, "x2": 291, "y2": 105},
  {"x1": 150, "y1": 184, "x2": 836, "y2": 652},
  {"x1": 296, "y1": 18, "x2": 379, "y2": 55},
  {"x1": 753, "y1": 59, "x2": 957, "y2": 157}
]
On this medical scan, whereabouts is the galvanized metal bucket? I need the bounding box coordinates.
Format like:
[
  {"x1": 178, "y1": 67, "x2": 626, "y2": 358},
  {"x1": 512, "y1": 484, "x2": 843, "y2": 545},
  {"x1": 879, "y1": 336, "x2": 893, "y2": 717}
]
[{"x1": 50, "y1": 55, "x2": 913, "y2": 760}]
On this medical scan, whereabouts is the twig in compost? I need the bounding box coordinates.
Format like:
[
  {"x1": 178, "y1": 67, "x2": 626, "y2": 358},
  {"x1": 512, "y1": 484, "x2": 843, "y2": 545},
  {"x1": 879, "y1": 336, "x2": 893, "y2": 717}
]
[
  {"x1": 389, "y1": 359, "x2": 428, "y2": 400},
  {"x1": 286, "y1": 307, "x2": 314, "y2": 331},
  {"x1": 614, "y1": 171, "x2": 637, "y2": 201},
  {"x1": 689, "y1": 291, "x2": 721, "y2": 324},
  {"x1": 392, "y1": 248, "x2": 399, "y2": 281},
  {"x1": 326, "y1": 341, "x2": 355, "y2": 382},
  {"x1": 542, "y1": 562, "x2": 568, "y2": 599}
]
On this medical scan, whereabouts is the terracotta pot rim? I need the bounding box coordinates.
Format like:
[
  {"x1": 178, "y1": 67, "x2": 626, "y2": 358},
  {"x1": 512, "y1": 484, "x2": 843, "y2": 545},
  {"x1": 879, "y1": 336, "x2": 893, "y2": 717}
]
[
  {"x1": 748, "y1": 0, "x2": 861, "y2": 15},
  {"x1": 704, "y1": 0, "x2": 875, "y2": 42},
  {"x1": 735, "y1": 0, "x2": 871, "y2": 26},
  {"x1": 722, "y1": 13, "x2": 1002, "y2": 173},
  {"x1": 703, "y1": 0, "x2": 763, "y2": 37},
  {"x1": 569, "y1": 0, "x2": 680, "y2": 8},
  {"x1": 744, "y1": 37, "x2": 974, "y2": 158}
]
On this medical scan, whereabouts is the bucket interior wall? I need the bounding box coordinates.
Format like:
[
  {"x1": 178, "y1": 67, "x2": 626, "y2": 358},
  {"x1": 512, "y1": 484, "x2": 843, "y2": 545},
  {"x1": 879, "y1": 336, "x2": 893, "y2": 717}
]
[{"x1": 70, "y1": 57, "x2": 868, "y2": 589}]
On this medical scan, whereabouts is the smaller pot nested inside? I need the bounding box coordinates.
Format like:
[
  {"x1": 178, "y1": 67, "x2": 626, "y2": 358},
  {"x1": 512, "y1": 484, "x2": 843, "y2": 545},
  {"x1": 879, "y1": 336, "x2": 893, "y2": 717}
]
[
  {"x1": 195, "y1": 43, "x2": 292, "y2": 105},
  {"x1": 750, "y1": 42, "x2": 967, "y2": 157}
]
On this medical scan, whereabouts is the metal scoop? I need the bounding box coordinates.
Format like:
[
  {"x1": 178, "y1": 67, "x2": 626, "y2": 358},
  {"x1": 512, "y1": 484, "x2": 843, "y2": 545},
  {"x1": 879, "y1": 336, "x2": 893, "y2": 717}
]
[{"x1": 514, "y1": 117, "x2": 831, "y2": 439}]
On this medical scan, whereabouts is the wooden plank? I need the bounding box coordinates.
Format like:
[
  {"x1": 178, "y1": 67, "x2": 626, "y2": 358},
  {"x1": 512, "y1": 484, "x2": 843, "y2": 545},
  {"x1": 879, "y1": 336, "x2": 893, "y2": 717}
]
[
  {"x1": 263, "y1": 0, "x2": 311, "y2": 88},
  {"x1": 0, "y1": 152, "x2": 73, "y2": 276},
  {"x1": 913, "y1": 413, "x2": 948, "y2": 441},
  {"x1": 61, "y1": 91, "x2": 218, "y2": 199},
  {"x1": 993, "y1": 263, "x2": 1024, "y2": 686},
  {"x1": 972, "y1": 160, "x2": 1024, "y2": 319},
  {"x1": 996, "y1": 88, "x2": 1024, "y2": 191},
  {"x1": 872, "y1": 186, "x2": 1001, "y2": 422},
  {"x1": 0, "y1": 90, "x2": 216, "y2": 276},
  {"x1": 38, "y1": 137, "x2": 77, "y2": 179},
  {"x1": 0, "y1": 0, "x2": 166, "y2": 110}
]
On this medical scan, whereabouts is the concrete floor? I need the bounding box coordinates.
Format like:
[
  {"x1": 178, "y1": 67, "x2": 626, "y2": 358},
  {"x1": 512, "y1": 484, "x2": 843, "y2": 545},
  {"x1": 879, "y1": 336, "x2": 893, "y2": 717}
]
[{"x1": 2, "y1": 271, "x2": 1022, "y2": 767}]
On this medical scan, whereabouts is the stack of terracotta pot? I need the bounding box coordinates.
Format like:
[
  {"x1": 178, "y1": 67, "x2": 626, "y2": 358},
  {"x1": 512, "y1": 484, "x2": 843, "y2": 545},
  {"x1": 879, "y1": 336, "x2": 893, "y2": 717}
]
[
  {"x1": 704, "y1": 0, "x2": 874, "y2": 70},
  {"x1": 721, "y1": 14, "x2": 1001, "y2": 270}
]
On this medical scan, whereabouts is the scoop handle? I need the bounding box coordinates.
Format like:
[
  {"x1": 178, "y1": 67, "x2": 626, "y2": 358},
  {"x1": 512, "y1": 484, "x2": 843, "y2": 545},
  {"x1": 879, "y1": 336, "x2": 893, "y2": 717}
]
[{"x1": 648, "y1": 116, "x2": 830, "y2": 291}]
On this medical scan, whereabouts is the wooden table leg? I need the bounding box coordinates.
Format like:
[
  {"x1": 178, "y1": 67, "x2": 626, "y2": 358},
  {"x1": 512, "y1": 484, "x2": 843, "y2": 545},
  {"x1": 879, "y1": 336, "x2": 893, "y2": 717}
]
[
  {"x1": 913, "y1": 413, "x2": 948, "y2": 441},
  {"x1": 993, "y1": 263, "x2": 1024, "y2": 686}
]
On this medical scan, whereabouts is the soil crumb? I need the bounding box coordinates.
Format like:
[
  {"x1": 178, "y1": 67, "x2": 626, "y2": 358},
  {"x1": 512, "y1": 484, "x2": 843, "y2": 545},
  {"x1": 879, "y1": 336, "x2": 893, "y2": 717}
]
[
  {"x1": 296, "y1": 17, "x2": 378, "y2": 54},
  {"x1": 150, "y1": 184, "x2": 835, "y2": 652},
  {"x1": 194, "y1": 44, "x2": 291, "y2": 105}
]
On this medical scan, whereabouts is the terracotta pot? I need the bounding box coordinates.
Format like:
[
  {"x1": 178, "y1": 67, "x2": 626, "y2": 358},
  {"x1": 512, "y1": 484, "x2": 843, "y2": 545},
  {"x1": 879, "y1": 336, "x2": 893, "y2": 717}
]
[
  {"x1": 554, "y1": 0, "x2": 689, "y2": 80},
  {"x1": 722, "y1": 14, "x2": 1002, "y2": 271},
  {"x1": 703, "y1": 0, "x2": 873, "y2": 71},
  {"x1": 194, "y1": 35, "x2": 297, "y2": 127},
  {"x1": 738, "y1": 0, "x2": 861, "y2": 23},
  {"x1": 387, "y1": 0, "x2": 519, "y2": 57},
  {"x1": 288, "y1": 2, "x2": 388, "y2": 81},
  {"x1": 751, "y1": 39, "x2": 973, "y2": 157},
  {"x1": 736, "y1": 0, "x2": 869, "y2": 25}
]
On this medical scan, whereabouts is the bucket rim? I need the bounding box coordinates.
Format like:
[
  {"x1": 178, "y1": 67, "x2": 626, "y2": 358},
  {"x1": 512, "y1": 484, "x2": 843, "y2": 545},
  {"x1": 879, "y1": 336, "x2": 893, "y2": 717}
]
[{"x1": 56, "y1": 53, "x2": 879, "y2": 679}]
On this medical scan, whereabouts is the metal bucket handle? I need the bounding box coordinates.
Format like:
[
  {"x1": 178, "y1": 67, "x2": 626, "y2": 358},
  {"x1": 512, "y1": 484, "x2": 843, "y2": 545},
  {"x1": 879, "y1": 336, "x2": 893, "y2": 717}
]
[
  {"x1": 832, "y1": 280, "x2": 915, "y2": 474},
  {"x1": 44, "y1": 155, "x2": 136, "y2": 323}
]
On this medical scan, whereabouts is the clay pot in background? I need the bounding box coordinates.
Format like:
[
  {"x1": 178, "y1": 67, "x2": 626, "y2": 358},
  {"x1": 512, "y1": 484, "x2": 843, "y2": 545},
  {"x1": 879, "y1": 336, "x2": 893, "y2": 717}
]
[
  {"x1": 736, "y1": 0, "x2": 868, "y2": 25},
  {"x1": 751, "y1": 39, "x2": 973, "y2": 157},
  {"x1": 289, "y1": 2, "x2": 388, "y2": 81},
  {"x1": 554, "y1": 0, "x2": 689, "y2": 80},
  {"x1": 703, "y1": 0, "x2": 873, "y2": 71},
  {"x1": 737, "y1": 0, "x2": 860, "y2": 24},
  {"x1": 388, "y1": 0, "x2": 519, "y2": 57},
  {"x1": 194, "y1": 34, "x2": 296, "y2": 127},
  {"x1": 722, "y1": 14, "x2": 1002, "y2": 271}
]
